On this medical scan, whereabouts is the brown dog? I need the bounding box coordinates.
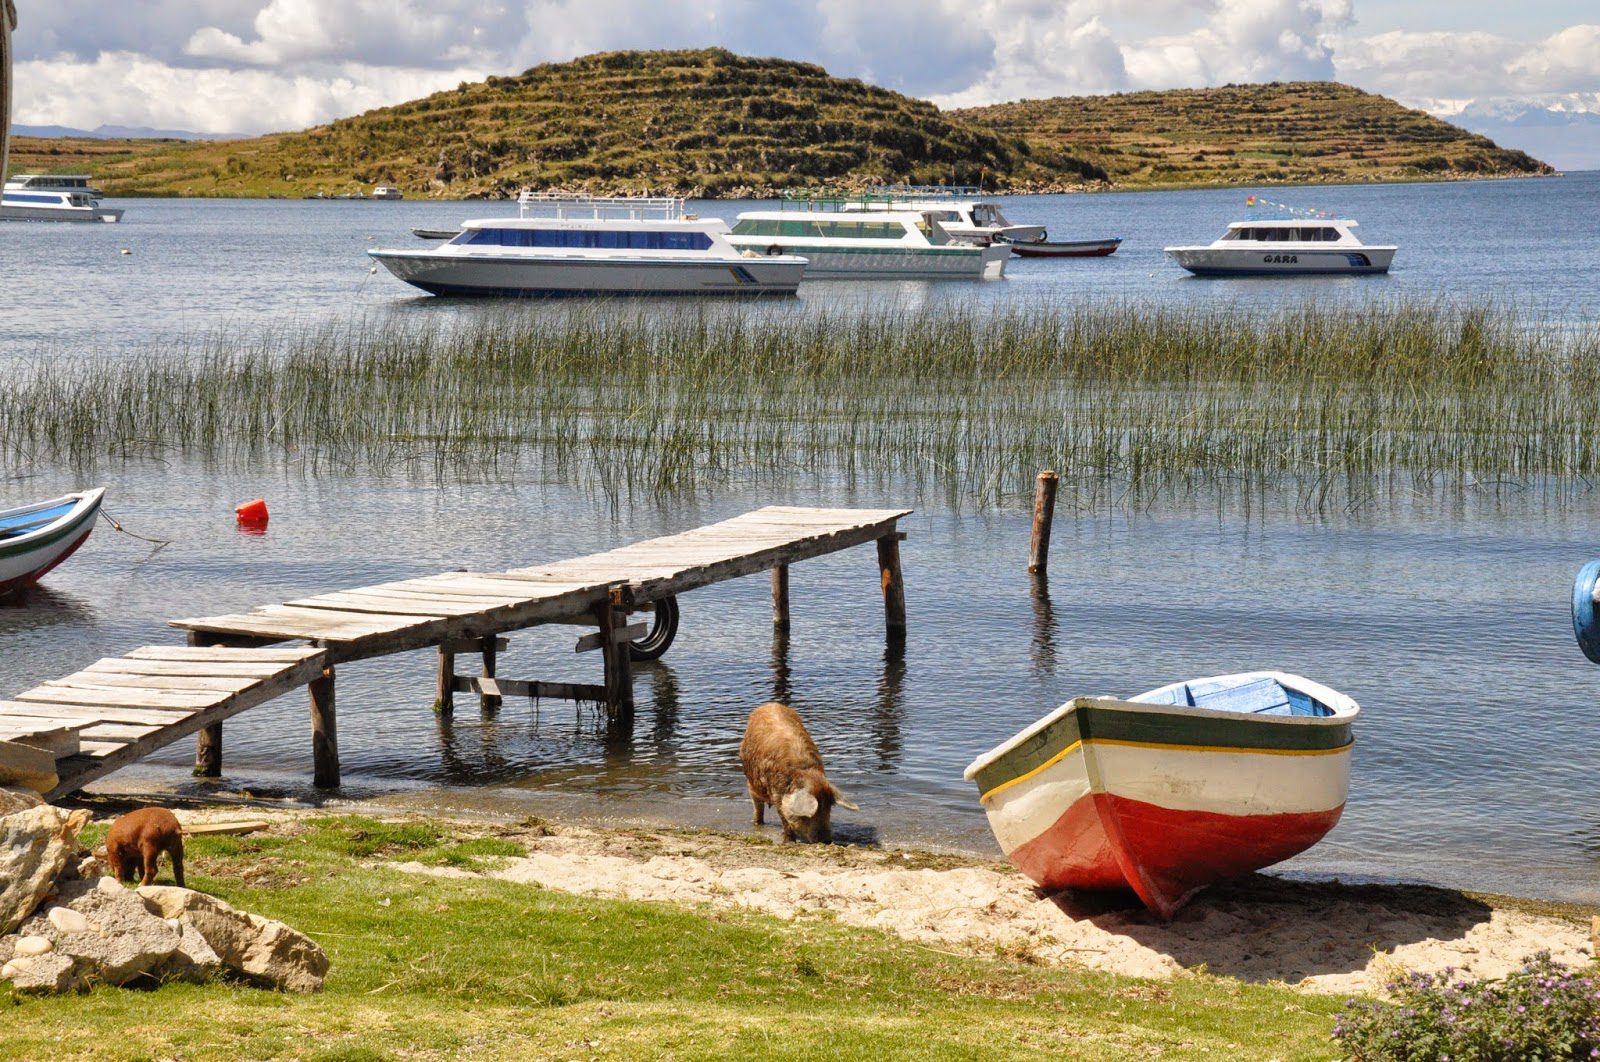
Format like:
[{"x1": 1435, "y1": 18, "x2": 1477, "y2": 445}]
[{"x1": 105, "y1": 807, "x2": 185, "y2": 887}]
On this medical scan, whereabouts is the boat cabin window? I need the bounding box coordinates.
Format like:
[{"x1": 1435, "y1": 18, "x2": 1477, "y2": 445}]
[
  {"x1": 916, "y1": 218, "x2": 953, "y2": 245},
  {"x1": 460, "y1": 228, "x2": 713, "y2": 251},
  {"x1": 731, "y1": 218, "x2": 906, "y2": 240}
]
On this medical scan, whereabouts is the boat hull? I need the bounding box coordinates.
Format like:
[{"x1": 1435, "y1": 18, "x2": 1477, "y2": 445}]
[
  {"x1": 965, "y1": 674, "x2": 1356, "y2": 917},
  {"x1": 0, "y1": 489, "x2": 105, "y2": 597},
  {"x1": 369, "y1": 250, "x2": 805, "y2": 297},
  {"x1": 1165, "y1": 246, "x2": 1394, "y2": 276},
  {"x1": 1006, "y1": 238, "x2": 1122, "y2": 258},
  {"x1": 0, "y1": 201, "x2": 123, "y2": 223},
  {"x1": 727, "y1": 243, "x2": 1009, "y2": 279}
]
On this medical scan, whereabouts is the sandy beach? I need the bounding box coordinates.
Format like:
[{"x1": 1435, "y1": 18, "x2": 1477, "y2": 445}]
[{"x1": 304, "y1": 811, "x2": 1598, "y2": 996}]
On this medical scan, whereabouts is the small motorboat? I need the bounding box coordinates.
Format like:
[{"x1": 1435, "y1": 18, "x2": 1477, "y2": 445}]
[
  {"x1": 1165, "y1": 218, "x2": 1395, "y2": 276},
  {"x1": 0, "y1": 489, "x2": 106, "y2": 598},
  {"x1": 964, "y1": 671, "x2": 1358, "y2": 918},
  {"x1": 1000, "y1": 236, "x2": 1122, "y2": 258}
]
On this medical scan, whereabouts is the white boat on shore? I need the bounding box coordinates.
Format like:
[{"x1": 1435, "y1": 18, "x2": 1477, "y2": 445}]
[
  {"x1": 1165, "y1": 218, "x2": 1394, "y2": 276},
  {"x1": 372, "y1": 185, "x2": 404, "y2": 200},
  {"x1": 368, "y1": 193, "x2": 807, "y2": 297},
  {"x1": 0, "y1": 489, "x2": 105, "y2": 597},
  {"x1": 727, "y1": 199, "x2": 1010, "y2": 279},
  {"x1": 1, "y1": 174, "x2": 123, "y2": 223}
]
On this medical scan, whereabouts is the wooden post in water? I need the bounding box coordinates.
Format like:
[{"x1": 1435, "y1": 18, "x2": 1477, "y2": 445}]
[
  {"x1": 596, "y1": 596, "x2": 634, "y2": 722},
  {"x1": 479, "y1": 636, "x2": 500, "y2": 713},
  {"x1": 309, "y1": 666, "x2": 339, "y2": 788},
  {"x1": 1028, "y1": 470, "x2": 1060, "y2": 574},
  {"x1": 434, "y1": 645, "x2": 455, "y2": 716},
  {"x1": 194, "y1": 725, "x2": 222, "y2": 778},
  {"x1": 877, "y1": 532, "x2": 907, "y2": 644},
  {"x1": 771, "y1": 564, "x2": 790, "y2": 633}
]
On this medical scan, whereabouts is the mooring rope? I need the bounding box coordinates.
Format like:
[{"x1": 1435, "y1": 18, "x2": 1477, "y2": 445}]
[{"x1": 98, "y1": 507, "x2": 173, "y2": 546}]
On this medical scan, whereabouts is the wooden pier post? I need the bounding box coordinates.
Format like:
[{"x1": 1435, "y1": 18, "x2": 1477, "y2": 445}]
[
  {"x1": 434, "y1": 645, "x2": 455, "y2": 716},
  {"x1": 479, "y1": 636, "x2": 501, "y2": 713},
  {"x1": 194, "y1": 724, "x2": 222, "y2": 778},
  {"x1": 596, "y1": 599, "x2": 635, "y2": 722},
  {"x1": 1028, "y1": 470, "x2": 1060, "y2": 574},
  {"x1": 309, "y1": 666, "x2": 339, "y2": 789},
  {"x1": 772, "y1": 564, "x2": 790, "y2": 633},
  {"x1": 877, "y1": 532, "x2": 907, "y2": 645}
]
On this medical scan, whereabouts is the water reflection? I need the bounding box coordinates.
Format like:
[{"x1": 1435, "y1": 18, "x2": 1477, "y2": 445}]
[
  {"x1": 770, "y1": 631, "x2": 792, "y2": 704},
  {"x1": 1029, "y1": 572, "x2": 1058, "y2": 678},
  {"x1": 0, "y1": 584, "x2": 97, "y2": 631},
  {"x1": 870, "y1": 647, "x2": 907, "y2": 772}
]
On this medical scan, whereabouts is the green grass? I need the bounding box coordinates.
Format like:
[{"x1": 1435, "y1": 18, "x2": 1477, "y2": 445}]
[
  {"x1": 5, "y1": 301, "x2": 1596, "y2": 508},
  {"x1": 0, "y1": 815, "x2": 1342, "y2": 1060}
]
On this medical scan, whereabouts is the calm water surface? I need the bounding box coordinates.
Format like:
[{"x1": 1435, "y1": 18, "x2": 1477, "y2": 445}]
[{"x1": 3, "y1": 174, "x2": 1600, "y2": 903}]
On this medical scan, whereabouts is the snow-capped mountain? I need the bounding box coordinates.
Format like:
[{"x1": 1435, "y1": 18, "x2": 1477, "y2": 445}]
[{"x1": 1419, "y1": 94, "x2": 1600, "y2": 172}]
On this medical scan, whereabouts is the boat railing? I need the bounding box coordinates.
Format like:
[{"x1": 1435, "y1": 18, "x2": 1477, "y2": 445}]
[{"x1": 517, "y1": 191, "x2": 687, "y2": 221}]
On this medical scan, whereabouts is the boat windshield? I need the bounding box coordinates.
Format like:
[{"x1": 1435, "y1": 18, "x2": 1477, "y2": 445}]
[
  {"x1": 917, "y1": 217, "x2": 954, "y2": 245},
  {"x1": 1130, "y1": 674, "x2": 1332, "y2": 716}
]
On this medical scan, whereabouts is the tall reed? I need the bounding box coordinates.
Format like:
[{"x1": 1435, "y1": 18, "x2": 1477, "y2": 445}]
[{"x1": 2, "y1": 302, "x2": 1596, "y2": 506}]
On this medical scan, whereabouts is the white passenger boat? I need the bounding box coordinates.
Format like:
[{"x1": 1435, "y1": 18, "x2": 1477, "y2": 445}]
[
  {"x1": 727, "y1": 200, "x2": 1010, "y2": 279},
  {"x1": 368, "y1": 193, "x2": 807, "y2": 297},
  {"x1": 1165, "y1": 218, "x2": 1395, "y2": 276},
  {"x1": 1, "y1": 174, "x2": 123, "y2": 223},
  {"x1": 371, "y1": 185, "x2": 404, "y2": 200},
  {"x1": 841, "y1": 186, "x2": 1046, "y2": 246}
]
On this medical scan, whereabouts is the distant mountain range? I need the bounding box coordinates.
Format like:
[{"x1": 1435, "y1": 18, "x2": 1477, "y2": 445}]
[
  {"x1": 1423, "y1": 94, "x2": 1600, "y2": 172},
  {"x1": 12, "y1": 123, "x2": 244, "y2": 142}
]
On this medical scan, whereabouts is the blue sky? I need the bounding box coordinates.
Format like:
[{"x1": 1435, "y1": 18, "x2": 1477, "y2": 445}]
[{"x1": 7, "y1": 1, "x2": 1598, "y2": 140}]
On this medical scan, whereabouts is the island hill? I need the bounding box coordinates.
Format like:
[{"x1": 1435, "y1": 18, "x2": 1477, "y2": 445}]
[{"x1": 7, "y1": 49, "x2": 1551, "y2": 199}]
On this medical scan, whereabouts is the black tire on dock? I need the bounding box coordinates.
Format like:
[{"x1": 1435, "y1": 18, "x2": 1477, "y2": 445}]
[{"x1": 629, "y1": 596, "x2": 680, "y2": 661}]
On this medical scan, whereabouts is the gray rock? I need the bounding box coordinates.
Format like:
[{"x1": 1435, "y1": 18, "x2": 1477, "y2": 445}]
[
  {"x1": 1, "y1": 952, "x2": 80, "y2": 994},
  {"x1": 0, "y1": 806, "x2": 89, "y2": 935},
  {"x1": 139, "y1": 886, "x2": 328, "y2": 992},
  {"x1": 19, "y1": 878, "x2": 180, "y2": 986},
  {"x1": 157, "y1": 922, "x2": 223, "y2": 983}
]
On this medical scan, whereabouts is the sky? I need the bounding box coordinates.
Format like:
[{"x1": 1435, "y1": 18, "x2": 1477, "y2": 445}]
[{"x1": 7, "y1": 1, "x2": 1599, "y2": 137}]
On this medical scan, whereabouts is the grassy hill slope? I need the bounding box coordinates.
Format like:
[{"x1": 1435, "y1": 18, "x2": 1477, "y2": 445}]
[
  {"x1": 954, "y1": 81, "x2": 1552, "y2": 188},
  {"x1": 54, "y1": 49, "x2": 1101, "y2": 199}
]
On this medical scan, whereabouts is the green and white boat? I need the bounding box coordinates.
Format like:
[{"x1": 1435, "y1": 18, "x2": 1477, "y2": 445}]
[{"x1": 726, "y1": 205, "x2": 1010, "y2": 280}]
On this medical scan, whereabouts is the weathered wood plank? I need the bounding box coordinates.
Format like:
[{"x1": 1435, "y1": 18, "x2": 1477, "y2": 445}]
[
  {"x1": 81, "y1": 722, "x2": 163, "y2": 742},
  {"x1": 0, "y1": 701, "x2": 194, "y2": 724},
  {"x1": 17, "y1": 686, "x2": 227, "y2": 710},
  {"x1": 85, "y1": 658, "x2": 297, "y2": 678},
  {"x1": 127, "y1": 646, "x2": 322, "y2": 663},
  {"x1": 44, "y1": 673, "x2": 258, "y2": 694},
  {"x1": 573, "y1": 621, "x2": 648, "y2": 653},
  {"x1": 451, "y1": 676, "x2": 606, "y2": 702},
  {"x1": 46, "y1": 650, "x2": 329, "y2": 797}
]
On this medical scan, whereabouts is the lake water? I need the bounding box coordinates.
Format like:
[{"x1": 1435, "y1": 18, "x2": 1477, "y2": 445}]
[{"x1": 5, "y1": 174, "x2": 1600, "y2": 905}]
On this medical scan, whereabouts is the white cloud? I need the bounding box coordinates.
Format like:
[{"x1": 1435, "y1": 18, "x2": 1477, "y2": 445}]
[
  {"x1": 13, "y1": 50, "x2": 479, "y2": 135},
  {"x1": 6, "y1": 2, "x2": 1600, "y2": 136}
]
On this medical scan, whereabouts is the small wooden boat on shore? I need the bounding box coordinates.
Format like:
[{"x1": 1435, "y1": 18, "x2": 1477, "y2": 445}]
[
  {"x1": 0, "y1": 489, "x2": 105, "y2": 598},
  {"x1": 964, "y1": 671, "x2": 1358, "y2": 918},
  {"x1": 1000, "y1": 236, "x2": 1122, "y2": 258}
]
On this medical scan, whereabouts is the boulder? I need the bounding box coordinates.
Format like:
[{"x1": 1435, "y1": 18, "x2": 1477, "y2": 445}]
[
  {"x1": 1, "y1": 952, "x2": 80, "y2": 994},
  {"x1": 14, "y1": 878, "x2": 180, "y2": 985},
  {"x1": 139, "y1": 886, "x2": 328, "y2": 992},
  {"x1": 0, "y1": 806, "x2": 89, "y2": 935},
  {"x1": 0, "y1": 786, "x2": 43, "y2": 816}
]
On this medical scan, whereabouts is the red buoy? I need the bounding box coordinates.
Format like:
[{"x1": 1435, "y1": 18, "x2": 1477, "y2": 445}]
[{"x1": 235, "y1": 499, "x2": 269, "y2": 530}]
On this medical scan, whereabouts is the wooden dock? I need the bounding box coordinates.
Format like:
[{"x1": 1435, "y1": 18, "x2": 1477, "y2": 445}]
[{"x1": 0, "y1": 506, "x2": 910, "y2": 798}]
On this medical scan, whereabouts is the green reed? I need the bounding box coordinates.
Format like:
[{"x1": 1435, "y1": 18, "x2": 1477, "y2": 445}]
[{"x1": 3, "y1": 301, "x2": 1597, "y2": 506}]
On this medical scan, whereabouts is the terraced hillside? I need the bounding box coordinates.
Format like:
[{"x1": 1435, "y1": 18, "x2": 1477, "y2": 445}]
[
  {"x1": 64, "y1": 49, "x2": 1103, "y2": 199},
  {"x1": 955, "y1": 81, "x2": 1552, "y2": 188}
]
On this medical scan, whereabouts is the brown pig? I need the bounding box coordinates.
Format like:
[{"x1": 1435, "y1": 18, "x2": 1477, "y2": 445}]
[
  {"x1": 738, "y1": 701, "x2": 859, "y2": 843},
  {"x1": 105, "y1": 807, "x2": 185, "y2": 888}
]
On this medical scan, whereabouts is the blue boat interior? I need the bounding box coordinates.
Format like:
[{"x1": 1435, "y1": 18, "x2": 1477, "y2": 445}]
[
  {"x1": 0, "y1": 501, "x2": 74, "y2": 540},
  {"x1": 1131, "y1": 674, "x2": 1332, "y2": 717}
]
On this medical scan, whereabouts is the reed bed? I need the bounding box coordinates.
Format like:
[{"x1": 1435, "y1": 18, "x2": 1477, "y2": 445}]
[{"x1": 3, "y1": 302, "x2": 1598, "y2": 506}]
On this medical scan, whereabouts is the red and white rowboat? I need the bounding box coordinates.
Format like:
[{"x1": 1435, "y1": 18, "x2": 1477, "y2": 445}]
[
  {"x1": 0, "y1": 489, "x2": 105, "y2": 598},
  {"x1": 964, "y1": 671, "x2": 1358, "y2": 918}
]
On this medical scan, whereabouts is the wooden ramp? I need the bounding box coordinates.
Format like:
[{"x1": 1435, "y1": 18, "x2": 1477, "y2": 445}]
[
  {"x1": 4, "y1": 505, "x2": 912, "y2": 797},
  {"x1": 0, "y1": 646, "x2": 328, "y2": 800}
]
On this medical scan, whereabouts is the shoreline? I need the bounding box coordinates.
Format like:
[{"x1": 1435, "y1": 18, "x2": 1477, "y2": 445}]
[{"x1": 64, "y1": 790, "x2": 1597, "y2": 995}]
